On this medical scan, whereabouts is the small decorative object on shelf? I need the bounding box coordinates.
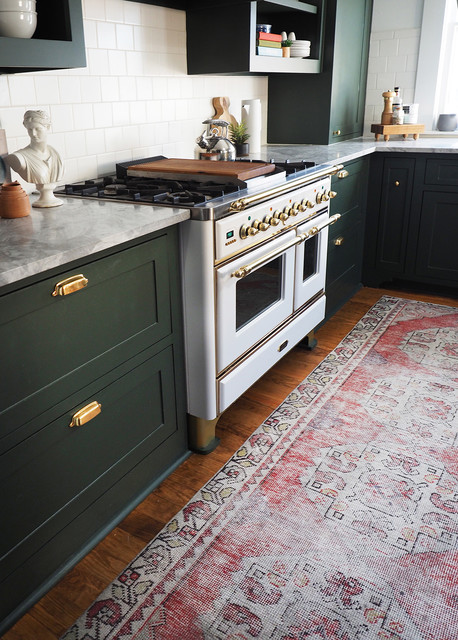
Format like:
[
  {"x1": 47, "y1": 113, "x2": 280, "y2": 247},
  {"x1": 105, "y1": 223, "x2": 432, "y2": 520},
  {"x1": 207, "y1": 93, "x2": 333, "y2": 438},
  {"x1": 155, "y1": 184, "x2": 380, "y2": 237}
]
[
  {"x1": 0, "y1": 181, "x2": 31, "y2": 218},
  {"x1": 6, "y1": 109, "x2": 64, "y2": 208},
  {"x1": 281, "y1": 39, "x2": 292, "y2": 57},
  {"x1": 381, "y1": 90, "x2": 396, "y2": 124},
  {"x1": 228, "y1": 120, "x2": 250, "y2": 157},
  {"x1": 437, "y1": 113, "x2": 457, "y2": 131}
]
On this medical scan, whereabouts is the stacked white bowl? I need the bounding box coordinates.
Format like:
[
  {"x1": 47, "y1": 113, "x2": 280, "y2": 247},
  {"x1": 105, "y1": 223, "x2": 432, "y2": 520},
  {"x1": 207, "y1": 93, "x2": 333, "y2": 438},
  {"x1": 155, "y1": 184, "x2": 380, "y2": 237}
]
[
  {"x1": 0, "y1": 0, "x2": 37, "y2": 38},
  {"x1": 290, "y1": 39, "x2": 311, "y2": 58}
]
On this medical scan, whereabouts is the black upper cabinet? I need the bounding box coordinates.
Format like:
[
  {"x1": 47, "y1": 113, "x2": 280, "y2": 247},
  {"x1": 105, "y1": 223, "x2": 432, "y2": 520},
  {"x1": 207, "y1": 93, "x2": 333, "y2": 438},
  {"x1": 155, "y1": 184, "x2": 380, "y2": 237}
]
[
  {"x1": 186, "y1": 1, "x2": 322, "y2": 75},
  {"x1": 0, "y1": 0, "x2": 86, "y2": 74}
]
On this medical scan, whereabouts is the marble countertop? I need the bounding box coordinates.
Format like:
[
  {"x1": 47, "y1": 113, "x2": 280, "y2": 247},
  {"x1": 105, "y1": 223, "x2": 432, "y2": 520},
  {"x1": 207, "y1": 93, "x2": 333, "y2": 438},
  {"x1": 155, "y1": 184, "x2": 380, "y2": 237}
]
[
  {"x1": 1, "y1": 135, "x2": 457, "y2": 290},
  {"x1": 0, "y1": 195, "x2": 189, "y2": 288}
]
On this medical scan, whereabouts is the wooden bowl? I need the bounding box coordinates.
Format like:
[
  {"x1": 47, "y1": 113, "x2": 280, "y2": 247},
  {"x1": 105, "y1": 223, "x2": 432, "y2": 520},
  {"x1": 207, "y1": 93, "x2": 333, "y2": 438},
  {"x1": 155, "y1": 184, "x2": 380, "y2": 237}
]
[{"x1": 0, "y1": 181, "x2": 31, "y2": 218}]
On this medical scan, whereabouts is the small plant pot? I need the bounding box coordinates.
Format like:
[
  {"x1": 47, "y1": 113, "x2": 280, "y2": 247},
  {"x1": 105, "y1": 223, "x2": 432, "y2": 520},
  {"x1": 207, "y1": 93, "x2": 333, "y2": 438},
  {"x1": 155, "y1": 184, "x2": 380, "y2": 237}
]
[
  {"x1": 235, "y1": 143, "x2": 250, "y2": 157},
  {"x1": 0, "y1": 181, "x2": 31, "y2": 218},
  {"x1": 282, "y1": 47, "x2": 291, "y2": 58}
]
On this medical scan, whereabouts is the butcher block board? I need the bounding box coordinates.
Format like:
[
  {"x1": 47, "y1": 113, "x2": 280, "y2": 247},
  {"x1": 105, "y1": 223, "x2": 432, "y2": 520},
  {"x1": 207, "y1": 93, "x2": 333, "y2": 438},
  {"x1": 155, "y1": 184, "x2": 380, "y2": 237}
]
[
  {"x1": 127, "y1": 158, "x2": 276, "y2": 182},
  {"x1": 371, "y1": 123, "x2": 425, "y2": 141}
]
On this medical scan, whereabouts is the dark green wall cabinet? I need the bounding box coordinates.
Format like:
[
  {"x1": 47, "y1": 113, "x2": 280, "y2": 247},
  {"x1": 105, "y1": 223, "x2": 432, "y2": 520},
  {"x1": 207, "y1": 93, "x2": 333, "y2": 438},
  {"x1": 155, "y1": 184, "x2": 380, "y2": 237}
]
[
  {"x1": 325, "y1": 157, "x2": 369, "y2": 319},
  {"x1": 364, "y1": 153, "x2": 458, "y2": 290},
  {"x1": 0, "y1": 0, "x2": 86, "y2": 74},
  {"x1": 0, "y1": 228, "x2": 188, "y2": 635},
  {"x1": 268, "y1": 0, "x2": 372, "y2": 144}
]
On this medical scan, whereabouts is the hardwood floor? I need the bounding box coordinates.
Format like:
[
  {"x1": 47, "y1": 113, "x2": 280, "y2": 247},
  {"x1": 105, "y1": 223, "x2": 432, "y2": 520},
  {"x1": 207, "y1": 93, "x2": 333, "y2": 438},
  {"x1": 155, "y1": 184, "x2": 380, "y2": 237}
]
[{"x1": 4, "y1": 286, "x2": 457, "y2": 639}]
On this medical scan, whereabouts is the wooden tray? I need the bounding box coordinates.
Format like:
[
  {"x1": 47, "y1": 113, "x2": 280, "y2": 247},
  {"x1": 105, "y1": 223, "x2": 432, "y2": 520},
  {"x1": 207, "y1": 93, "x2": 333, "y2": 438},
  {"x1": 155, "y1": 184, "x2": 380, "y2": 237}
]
[
  {"x1": 371, "y1": 123, "x2": 425, "y2": 141},
  {"x1": 127, "y1": 158, "x2": 276, "y2": 181}
]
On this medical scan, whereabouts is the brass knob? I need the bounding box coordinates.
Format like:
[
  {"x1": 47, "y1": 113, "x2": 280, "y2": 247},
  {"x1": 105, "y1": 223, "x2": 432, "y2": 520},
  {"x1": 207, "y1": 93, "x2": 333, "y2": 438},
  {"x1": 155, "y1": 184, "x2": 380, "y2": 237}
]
[
  {"x1": 279, "y1": 211, "x2": 289, "y2": 222},
  {"x1": 273, "y1": 208, "x2": 283, "y2": 219},
  {"x1": 337, "y1": 170, "x2": 349, "y2": 179},
  {"x1": 253, "y1": 219, "x2": 269, "y2": 232},
  {"x1": 316, "y1": 193, "x2": 323, "y2": 204},
  {"x1": 395, "y1": 180, "x2": 400, "y2": 186},
  {"x1": 240, "y1": 224, "x2": 258, "y2": 239},
  {"x1": 333, "y1": 129, "x2": 341, "y2": 136},
  {"x1": 321, "y1": 191, "x2": 330, "y2": 202},
  {"x1": 334, "y1": 236, "x2": 345, "y2": 246},
  {"x1": 329, "y1": 190, "x2": 337, "y2": 198},
  {"x1": 265, "y1": 215, "x2": 280, "y2": 227},
  {"x1": 70, "y1": 401, "x2": 102, "y2": 428},
  {"x1": 289, "y1": 207, "x2": 299, "y2": 217},
  {"x1": 304, "y1": 199, "x2": 314, "y2": 209}
]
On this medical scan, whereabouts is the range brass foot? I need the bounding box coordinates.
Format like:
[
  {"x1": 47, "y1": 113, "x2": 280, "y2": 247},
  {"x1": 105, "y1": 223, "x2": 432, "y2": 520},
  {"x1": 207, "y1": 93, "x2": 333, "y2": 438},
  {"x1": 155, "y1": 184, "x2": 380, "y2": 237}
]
[
  {"x1": 187, "y1": 414, "x2": 220, "y2": 454},
  {"x1": 299, "y1": 329, "x2": 317, "y2": 350}
]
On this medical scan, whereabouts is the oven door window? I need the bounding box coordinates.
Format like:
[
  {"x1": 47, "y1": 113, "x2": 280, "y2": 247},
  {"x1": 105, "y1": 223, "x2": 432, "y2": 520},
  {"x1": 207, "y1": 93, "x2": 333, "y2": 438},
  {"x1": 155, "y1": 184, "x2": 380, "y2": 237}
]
[
  {"x1": 216, "y1": 231, "x2": 296, "y2": 374},
  {"x1": 294, "y1": 213, "x2": 329, "y2": 311},
  {"x1": 236, "y1": 256, "x2": 282, "y2": 330}
]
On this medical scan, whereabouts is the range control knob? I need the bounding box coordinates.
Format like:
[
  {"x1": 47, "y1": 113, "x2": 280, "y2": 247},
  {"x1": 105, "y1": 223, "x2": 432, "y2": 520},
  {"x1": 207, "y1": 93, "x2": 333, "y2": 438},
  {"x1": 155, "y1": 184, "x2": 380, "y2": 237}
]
[
  {"x1": 303, "y1": 199, "x2": 314, "y2": 209},
  {"x1": 280, "y1": 208, "x2": 290, "y2": 221},
  {"x1": 252, "y1": 219, "x2": 270, "y2": 232},
  {"x1": 240, "y1": 224, "x2": 259, "y2": 239},
  {"x1": 265, "y1": 215, "x2": 280, "y2": 227},
  {"x1": 290, "y1": 202, "x2": 302, "y2": 215},
  {"x1": 321, "y1": 191, "x2": 330, "y2": 202},
  {"x1": 316, "y1": 192, "x2": 323, "y2": 204}
]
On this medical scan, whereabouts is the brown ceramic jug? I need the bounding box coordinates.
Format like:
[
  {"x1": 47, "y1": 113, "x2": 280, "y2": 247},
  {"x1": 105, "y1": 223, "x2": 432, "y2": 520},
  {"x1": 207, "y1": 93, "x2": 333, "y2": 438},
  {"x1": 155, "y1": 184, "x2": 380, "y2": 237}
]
[{"x1": 0, "y1": 181, "x2": 31, "y2": 218}]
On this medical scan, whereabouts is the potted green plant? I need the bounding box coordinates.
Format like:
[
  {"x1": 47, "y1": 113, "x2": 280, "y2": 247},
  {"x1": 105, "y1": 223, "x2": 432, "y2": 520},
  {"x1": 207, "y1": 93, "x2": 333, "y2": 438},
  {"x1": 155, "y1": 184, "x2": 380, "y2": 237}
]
[
  {"x1": 229, "y1": 120, "x2": 250, "y2": 157},
  {"x1": 281, "y1": 38, "x2": 292, "y2": 57}
]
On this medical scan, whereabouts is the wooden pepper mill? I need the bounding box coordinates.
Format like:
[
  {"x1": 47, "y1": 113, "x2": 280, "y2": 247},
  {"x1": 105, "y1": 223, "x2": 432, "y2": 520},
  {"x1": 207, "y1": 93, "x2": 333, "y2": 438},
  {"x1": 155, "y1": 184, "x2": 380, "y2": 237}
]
[{"x1": 381, "y1": 90, "x2": 396, "y2": 124}]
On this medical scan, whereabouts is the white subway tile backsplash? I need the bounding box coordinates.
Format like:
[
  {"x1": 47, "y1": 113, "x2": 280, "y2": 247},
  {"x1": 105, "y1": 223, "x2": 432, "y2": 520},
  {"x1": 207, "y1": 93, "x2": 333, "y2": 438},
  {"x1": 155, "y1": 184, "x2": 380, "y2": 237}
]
[
  {"x1": 82, "y1": 0, "x2": 105, "y2": 21},
  {"x1": 100, "y1": 77, "x2": 120, "y2": 103},
  {"x1": 93, "y1": 102, "x2": 113, "y2": 129},
  {"x1": 58, "y1": 77, "x2": 82, "y2": 104},
  {"x1": 387, "y1": 55, "x2": 407, "y2": 73},
  {"x1": 85, "y1": 128, "x2": 106, "y2": 155},
  {"x1": 112, "y1": 102, "x2": 130, "y2": 126},
  {"x1": 105, "y1": 0, "x2": 124, "y2": 24},
  {"x1": 123, "y1": 1, "x2": 142, "y2": 25},
  {"x1": 50, "y1": 105, "x2": 74, "y2": 133},
  {"x1": 97, "y1": 21, "x2": 117, "y2": 49},
  {"x1": 116, "y1": 23, "x2": 134, "y2": 51},
  {"x1": 80, "y1": 77, "x2": 102, "y2": 104},
  {"x1": 65, "y1": 130, "x2": 88, "y2": 157},
  {"x1": 73, "y1": 103, "x2": 94, "y2": 130},
  {"x1": 108, "y1": 50, "x2": 127, "y2": 77},
  {"x1": 398, "y1": 37, "x2": 420, "y2": 56},
  {"x1": 34, "y1": 76, "x2": 60, "y2": 105},
  {"x1": 130, "y1": 101, "x2": 147, "y2": 124},
  {"x1": 8, "y1": 75, "x2": 36, "y2": 106},
  {"x1": 83, "y1": 20, "x2": 98, "y2": 49}
]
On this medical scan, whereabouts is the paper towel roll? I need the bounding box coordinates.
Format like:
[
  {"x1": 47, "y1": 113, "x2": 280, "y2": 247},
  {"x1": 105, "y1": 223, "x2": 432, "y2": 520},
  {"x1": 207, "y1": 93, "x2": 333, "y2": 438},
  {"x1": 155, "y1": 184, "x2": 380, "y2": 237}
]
[{"x1": 241, "y1": 99, "x2": 261, "y2": 154}]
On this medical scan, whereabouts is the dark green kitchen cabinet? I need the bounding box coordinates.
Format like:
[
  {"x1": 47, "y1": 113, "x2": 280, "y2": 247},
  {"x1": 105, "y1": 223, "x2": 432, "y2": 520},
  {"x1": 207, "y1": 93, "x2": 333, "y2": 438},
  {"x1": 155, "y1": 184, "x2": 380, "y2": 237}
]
[
  {"x1": 325, "y1": 156, "x2": 369, "y2": 319},
  {"x1": 267, "y1": 0, "x2": 372, "y2": 144},
  {"x1": 0, "y1": 0, "x2": 86, "y2": 74},
  {"x1": 0, "y1": 227, "x2": 188, "y2": 635},
  {"x1": 363, "y1": 153, "x2": 458, "y2": 290}
]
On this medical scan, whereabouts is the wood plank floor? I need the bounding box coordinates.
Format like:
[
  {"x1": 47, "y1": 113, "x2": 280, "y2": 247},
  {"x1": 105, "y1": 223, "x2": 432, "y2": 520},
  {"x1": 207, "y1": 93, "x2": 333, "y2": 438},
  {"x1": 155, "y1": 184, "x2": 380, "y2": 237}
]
[{"x1": 4, "y1": 286, "x2": 457, "y2": 639}]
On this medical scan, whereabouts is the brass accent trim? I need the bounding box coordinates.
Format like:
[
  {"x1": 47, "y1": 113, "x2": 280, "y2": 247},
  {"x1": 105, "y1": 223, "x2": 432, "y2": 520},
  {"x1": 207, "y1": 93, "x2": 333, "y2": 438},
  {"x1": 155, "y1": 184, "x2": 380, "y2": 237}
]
[
  {"x1": 52, "y1": 274, "x2": 88, "y2": 297},
  {"x1": 337, "y1": 170, "x2": 349, "y2": 179},
  {"x1": 187, "y1": 414, "x2": 220, "y2": 454},
  {"x1": 229, "y1": 164, "x2": 344, "y2": 212},
  {"x1": 231, "y1": 214, "x2": 341, "y2": 279},
  {"x1": 69, "y1": 401, "x2": 102, "y2": 428}
]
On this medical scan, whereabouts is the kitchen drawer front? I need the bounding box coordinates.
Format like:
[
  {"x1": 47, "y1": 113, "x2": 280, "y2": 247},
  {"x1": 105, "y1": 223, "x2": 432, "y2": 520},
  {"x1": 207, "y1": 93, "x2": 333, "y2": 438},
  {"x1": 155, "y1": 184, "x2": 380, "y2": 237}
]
[
  {"x1": 327, "y1": 215, "x2": 364, "y2": 286},
  {"x1": 0, "y1": 234, "x2": 171, "y2": 436},
  {"x1": 331, "y1": 158, "x2": 366, "y2": 221},
  {"x1": 424, "y1": 158, "x2": 458, "y2": 187},
  {"x1": 0, "y1": 342, "x2": 179, "y2": 579}
]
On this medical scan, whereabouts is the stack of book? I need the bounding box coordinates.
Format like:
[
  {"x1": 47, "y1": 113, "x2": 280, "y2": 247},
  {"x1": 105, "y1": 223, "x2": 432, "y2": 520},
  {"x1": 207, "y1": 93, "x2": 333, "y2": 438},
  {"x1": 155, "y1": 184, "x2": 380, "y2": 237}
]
[{"x1": 256, "y1": 31, "x2": 282, "y2": 57}]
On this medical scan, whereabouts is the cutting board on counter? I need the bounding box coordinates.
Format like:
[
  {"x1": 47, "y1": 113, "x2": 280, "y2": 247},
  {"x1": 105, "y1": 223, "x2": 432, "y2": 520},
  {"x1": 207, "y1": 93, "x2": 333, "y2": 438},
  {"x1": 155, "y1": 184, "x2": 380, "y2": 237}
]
[{"x1": 127, "y1": 158, "x2": 276, "y2": 181}]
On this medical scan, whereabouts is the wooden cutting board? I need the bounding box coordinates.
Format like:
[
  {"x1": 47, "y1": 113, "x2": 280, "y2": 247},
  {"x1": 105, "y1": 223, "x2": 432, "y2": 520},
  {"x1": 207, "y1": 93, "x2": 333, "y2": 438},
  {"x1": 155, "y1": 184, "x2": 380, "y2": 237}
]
[{"x1": 127, "y1": 158, "x2": 276, "y2": 180}]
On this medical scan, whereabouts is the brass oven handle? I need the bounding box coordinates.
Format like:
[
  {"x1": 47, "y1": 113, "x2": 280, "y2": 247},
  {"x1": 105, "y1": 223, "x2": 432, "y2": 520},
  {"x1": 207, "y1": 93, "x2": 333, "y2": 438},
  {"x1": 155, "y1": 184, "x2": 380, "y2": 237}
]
[
  {"x1": 229, "y1": 164, "x2": 344, "y2": 212},
  {"x1": 232, "y1": 214, "x2": 341, "y2": 279},
  {"x1": 52, "y1": 274, "x2": 88, "y2": 297},
  {"x1": 69, "y1": 401, "x2": 102, "y2": 428}
]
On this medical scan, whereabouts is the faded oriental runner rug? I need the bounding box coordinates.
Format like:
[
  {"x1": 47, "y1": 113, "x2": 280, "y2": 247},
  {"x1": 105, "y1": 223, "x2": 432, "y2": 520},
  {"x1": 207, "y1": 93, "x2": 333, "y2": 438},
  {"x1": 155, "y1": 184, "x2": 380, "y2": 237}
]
[{"x1": 63, "y1": 296, "x2": 458, "y2": 640}]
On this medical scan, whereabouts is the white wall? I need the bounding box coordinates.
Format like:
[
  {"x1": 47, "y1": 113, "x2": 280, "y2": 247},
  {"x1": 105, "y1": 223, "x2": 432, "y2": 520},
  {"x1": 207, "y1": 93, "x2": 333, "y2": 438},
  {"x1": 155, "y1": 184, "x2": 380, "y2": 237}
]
[
  {"x1": 0, "y1": 0, "x2": 267, "y2": 186},
  {"x1": 364, "y1": 0, "x2": 424, "y2": 132}
]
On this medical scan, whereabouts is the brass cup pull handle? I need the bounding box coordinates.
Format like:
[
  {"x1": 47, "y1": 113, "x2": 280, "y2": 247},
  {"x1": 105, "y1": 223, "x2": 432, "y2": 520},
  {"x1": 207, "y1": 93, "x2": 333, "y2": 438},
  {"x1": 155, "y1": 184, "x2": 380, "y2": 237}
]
[
  {"x1": 69, "y1": 401, "x2": 102, "y2": 428},
  {"x1": 52, "y1": 274, "x2": 88, "y2": 297},
  {"x1": 334, "y1": 236, "x2": 345, "y2": 246}
]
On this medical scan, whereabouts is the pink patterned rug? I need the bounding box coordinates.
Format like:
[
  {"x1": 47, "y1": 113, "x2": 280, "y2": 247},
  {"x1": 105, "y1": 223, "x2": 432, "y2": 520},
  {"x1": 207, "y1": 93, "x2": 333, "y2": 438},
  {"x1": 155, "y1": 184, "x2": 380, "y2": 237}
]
[{"x1": 62, "y1": 296, "x2": 458, "y2": 640}]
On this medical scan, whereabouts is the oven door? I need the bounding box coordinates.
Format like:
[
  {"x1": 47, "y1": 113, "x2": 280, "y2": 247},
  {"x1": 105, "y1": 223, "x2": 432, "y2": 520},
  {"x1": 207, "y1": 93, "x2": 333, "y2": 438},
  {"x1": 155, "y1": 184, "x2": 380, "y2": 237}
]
[
  {"x1": 294, "y1": 209, "x2": 329, "y2": 310},
  {"x1": 216, "y1": 230, "x2": 296, "y2": 374}
]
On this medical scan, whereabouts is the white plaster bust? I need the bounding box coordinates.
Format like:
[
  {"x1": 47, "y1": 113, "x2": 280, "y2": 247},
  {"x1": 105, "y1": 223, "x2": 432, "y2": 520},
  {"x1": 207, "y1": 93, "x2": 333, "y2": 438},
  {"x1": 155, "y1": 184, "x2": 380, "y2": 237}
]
[{"x1": 7, "y1": 110, "x2": 64, "y2": 208}]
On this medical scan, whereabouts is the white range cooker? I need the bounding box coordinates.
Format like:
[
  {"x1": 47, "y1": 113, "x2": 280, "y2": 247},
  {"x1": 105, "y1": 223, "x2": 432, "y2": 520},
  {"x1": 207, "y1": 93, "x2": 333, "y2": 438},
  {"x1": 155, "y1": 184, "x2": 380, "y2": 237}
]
[{"x1": 55, "y1": 157, "x2": 344, "y2": 453}]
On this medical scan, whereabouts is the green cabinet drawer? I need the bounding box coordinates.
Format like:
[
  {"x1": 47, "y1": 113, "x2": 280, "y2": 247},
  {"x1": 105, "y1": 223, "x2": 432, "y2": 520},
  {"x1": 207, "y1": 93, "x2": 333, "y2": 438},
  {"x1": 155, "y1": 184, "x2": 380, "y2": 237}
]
[
  {"x1": 331, "y1": 159, "x2": 366, "y2": 220},
  {"x1": 0, "y1": 343, "x2": 179, "y2": 581},
  {"x1": 0, "y1": 235, "x2": 171, "y2": 439},
  {"x1": 424, "y1": 158, "x2": 458, "y2": 187}
]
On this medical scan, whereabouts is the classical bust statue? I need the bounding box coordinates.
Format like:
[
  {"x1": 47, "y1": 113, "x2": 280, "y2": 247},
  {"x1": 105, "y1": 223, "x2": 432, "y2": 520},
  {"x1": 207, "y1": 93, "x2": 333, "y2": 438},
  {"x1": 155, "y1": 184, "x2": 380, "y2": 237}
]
[{"x1": 7, "y1": 110, "x2": 64, "y2": 208}]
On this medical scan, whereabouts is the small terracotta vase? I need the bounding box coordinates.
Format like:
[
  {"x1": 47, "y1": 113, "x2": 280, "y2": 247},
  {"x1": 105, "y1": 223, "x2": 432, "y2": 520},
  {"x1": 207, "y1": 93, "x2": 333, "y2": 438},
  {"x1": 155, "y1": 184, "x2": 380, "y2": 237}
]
[{"x1": 0, "y1": 181, "x2": 31, "y2": 218}]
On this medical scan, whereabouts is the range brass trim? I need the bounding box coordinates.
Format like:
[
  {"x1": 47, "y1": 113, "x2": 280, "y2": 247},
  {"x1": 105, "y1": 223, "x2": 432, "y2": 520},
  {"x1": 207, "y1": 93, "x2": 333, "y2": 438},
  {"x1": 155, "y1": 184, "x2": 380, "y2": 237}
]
[
  {"x1": 229, "y1": 164, "x2": 344, "y2": 212},
  {"x1": 69, "y1": 401, "x2": 102, "y2": 428},
  {"x1": 52, "y1": 274, "x2": 88, "y2": 297},
  {"x1": 231, "y1": 214, "x2": 341, "y2": 279}
]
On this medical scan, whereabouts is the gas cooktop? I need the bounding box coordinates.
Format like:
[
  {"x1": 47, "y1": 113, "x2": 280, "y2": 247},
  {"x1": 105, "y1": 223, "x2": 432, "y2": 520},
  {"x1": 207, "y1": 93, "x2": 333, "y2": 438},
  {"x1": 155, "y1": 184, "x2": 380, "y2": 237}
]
[{"x1": 54, "y1": 157, "x2": 316, "y2": 208}]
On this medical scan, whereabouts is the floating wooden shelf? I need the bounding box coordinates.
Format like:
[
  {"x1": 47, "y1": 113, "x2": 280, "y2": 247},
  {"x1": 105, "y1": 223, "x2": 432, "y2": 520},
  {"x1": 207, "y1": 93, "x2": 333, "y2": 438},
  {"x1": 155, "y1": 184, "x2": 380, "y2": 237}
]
[{"x1": 371, "y1": 123, "x2": 425, "y2": 141}]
